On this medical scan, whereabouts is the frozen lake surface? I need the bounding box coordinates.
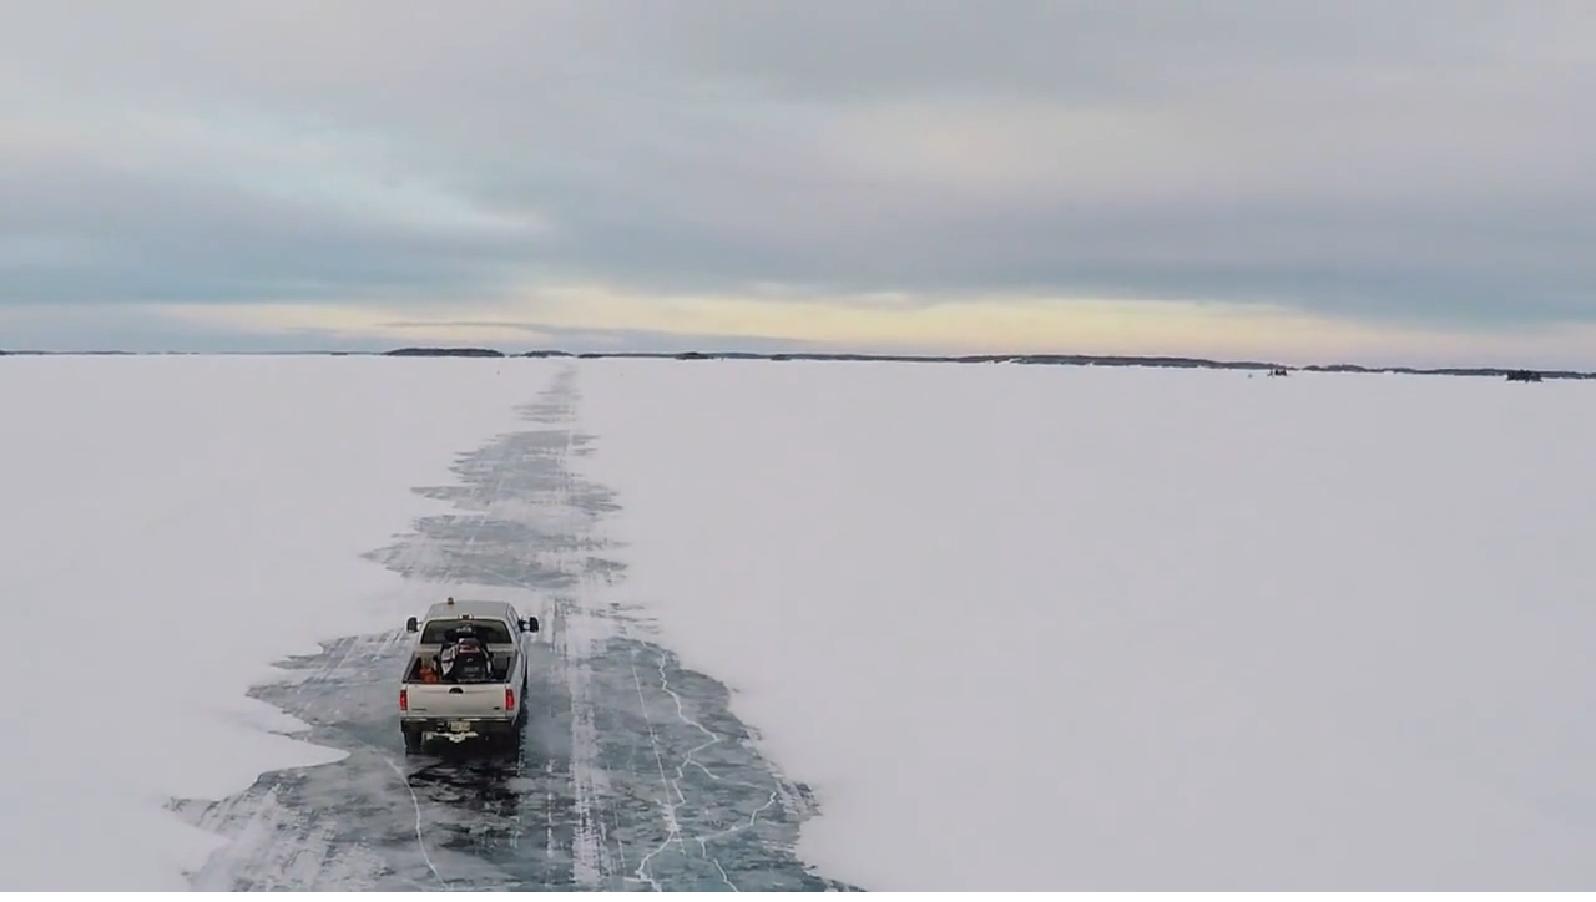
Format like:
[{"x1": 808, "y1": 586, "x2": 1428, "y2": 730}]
[{"x1": 4, "y1": 355, "x2": 1596, "y2": 889}]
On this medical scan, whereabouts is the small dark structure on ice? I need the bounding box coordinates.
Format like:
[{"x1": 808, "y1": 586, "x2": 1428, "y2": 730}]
[{"x1": 1506, "y1": 370, "x2": 1543, "y2": 382}]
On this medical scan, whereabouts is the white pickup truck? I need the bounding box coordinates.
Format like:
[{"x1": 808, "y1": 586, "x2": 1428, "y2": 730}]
[{"x1": 398, "y1": 598, "x2": 540, "y2": 753}]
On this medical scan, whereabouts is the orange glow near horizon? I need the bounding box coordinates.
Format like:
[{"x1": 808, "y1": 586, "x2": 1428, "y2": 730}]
[{"x1": 146, "y1": 288, "x2": 1596, "y2": 370}]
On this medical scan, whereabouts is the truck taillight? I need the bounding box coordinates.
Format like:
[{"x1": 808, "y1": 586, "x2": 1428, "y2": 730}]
[
  {"x1": 399, "y1": 688, "x2": 408, "y2": 712},
  {"x1": 505, "y1": 688, "x2": 516, "y2": 710}
]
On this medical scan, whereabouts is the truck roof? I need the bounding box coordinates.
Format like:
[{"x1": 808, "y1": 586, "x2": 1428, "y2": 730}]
[{"x1": 422, "y1": 598, "x2": 517, "y2": 622}]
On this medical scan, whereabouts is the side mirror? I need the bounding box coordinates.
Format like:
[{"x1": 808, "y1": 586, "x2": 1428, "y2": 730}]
[
  {"x1": 523, "y1": 617, "x2": 540, "y2": 634},
  {"x1": 405, "y1": 616, "x2": 419, "y2": 633}
]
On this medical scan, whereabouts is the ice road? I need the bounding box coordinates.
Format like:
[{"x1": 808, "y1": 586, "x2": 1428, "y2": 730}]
[{"x1": 174, "y1": 369, "x2": 847, "y2": 890}]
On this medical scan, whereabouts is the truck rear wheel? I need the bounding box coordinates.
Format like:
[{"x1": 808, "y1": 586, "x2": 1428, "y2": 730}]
[
  {"x1": 402, "y1": 725, "x2": 423, "y2": 754},
  {"x1": 494, "y1": 729, "x2": 522, "y2": 757}
]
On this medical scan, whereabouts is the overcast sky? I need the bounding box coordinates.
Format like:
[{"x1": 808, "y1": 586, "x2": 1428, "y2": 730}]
[{"x1": 4, "y1": 1, "x2": 1596, "y2": 364}]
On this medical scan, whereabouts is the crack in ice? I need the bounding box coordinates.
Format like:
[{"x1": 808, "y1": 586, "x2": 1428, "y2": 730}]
[
  {"x1": 630, "y1": 653, "x2": 676, "y2": 891},
  {"x1": 650, "y1": 649, "x2": 792, "y2": 891},
  {"x1": 653, "y1": 651, "x2": 736, "y2": 888},
  {"x1": 382, "y1": 756, "x2": 446, "y2": 890}
]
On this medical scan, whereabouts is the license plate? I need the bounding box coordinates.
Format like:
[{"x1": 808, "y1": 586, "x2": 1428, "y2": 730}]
[{"x1": 448, "y1": 720, "x2": 473, "y2": 732}]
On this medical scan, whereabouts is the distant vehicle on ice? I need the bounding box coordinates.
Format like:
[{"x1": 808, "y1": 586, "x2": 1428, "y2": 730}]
[
  {"x1": 398, "y1": 597, "x2": 540, "y2": 753},
  {"x1": 1505, "y1": 369, "x2": 1543, "y2": 382}
]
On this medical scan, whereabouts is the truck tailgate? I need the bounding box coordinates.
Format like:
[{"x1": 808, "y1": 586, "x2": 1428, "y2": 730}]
[{"x1": 405, "y1": 683, "x2": 510, "y2": 718}]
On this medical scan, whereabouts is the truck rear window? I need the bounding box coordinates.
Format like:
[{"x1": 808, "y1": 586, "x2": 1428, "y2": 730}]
[{"x1": 420, "y1": 619, "x2": 513, "y2": 644}]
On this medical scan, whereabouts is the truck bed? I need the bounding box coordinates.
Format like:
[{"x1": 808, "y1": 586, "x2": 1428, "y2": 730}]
[
  {"x1": 403, "y1": 651, "x2": 515, "y2": 683},
  {"x1": 402, "y1": 649, "x2": 520, "y2": 720}
]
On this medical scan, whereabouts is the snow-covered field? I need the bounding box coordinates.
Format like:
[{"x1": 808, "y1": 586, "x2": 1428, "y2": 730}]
[
  {"x1": 4, "y1": 355, "x2": 1595, "y2": 889},
  {"x1": 579, "y1": 360, "x2": 1596, "y2": 890},
  {"x1": 0, "y1": 356, "x2": 542, "y2": 889}
]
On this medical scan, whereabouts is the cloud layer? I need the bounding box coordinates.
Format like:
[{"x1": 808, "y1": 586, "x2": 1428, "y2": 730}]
[{"x1": 4, "y1": 2, "x2": 1596, "y2": 360}]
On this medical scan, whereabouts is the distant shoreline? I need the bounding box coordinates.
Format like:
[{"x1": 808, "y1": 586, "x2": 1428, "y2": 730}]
[{"x1": 1, "y1": 346, "x2": 1588, "y2": 379}]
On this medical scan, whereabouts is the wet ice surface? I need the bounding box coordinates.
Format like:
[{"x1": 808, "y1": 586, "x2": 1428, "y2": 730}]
[{"x1": 175, "y1": 369, "x2": 849, "y2": 891}]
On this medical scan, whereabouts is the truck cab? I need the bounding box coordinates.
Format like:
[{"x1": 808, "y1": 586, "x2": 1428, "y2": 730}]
[{"x1": 398, "y1": 598, "x2": 540, "y2": 752}]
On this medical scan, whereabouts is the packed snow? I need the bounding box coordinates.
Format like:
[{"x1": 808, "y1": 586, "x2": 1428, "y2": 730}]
[
  {"x1": 579, "y1": 359, "x2": 1596, "y2": 889},
  {"x1": 0, "y1": 356, "x2": 543, "y2": 890}
]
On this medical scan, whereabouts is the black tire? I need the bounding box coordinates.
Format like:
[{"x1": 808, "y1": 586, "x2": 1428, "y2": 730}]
[
  {"x1": 496, "y1": 728, "x2": 523, "y2": 757},
  {"x1": 402, "y1": 725, "x2": 423, "y2": 755}
]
